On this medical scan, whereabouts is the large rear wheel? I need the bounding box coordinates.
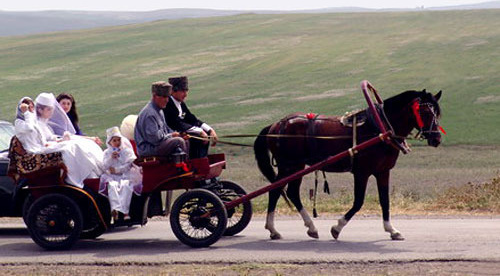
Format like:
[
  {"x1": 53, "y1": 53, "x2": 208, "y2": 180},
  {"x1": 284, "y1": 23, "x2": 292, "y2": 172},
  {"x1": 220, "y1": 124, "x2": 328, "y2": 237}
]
[
  {"x1": 170, "y1": 189, "x2": 227, "y2": 248},
  {"x1": 27, "y1": 194, "x2": 83, "y2": 250},
  {"x1": 216, "y1": 180, "x2": 252, "y2": 236}
]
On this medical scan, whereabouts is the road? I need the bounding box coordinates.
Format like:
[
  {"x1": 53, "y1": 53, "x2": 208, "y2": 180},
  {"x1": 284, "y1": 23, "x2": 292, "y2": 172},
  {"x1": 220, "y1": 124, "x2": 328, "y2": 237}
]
[{"x1": 0, "y1": 217, "x2": 498, "y2": 264}]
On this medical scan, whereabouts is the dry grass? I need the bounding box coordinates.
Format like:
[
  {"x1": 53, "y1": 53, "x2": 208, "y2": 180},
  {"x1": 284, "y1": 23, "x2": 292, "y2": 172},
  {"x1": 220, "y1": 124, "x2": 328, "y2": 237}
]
[{"x1": 433, "y1": 176, "x2": 500, "y2": 212}]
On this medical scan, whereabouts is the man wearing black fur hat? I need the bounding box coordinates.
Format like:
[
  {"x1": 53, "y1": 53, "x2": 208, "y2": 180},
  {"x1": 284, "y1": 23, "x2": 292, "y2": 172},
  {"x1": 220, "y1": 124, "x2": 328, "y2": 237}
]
[{"x1": 163, "y1": 76, "x2": 218, "y2": 158}]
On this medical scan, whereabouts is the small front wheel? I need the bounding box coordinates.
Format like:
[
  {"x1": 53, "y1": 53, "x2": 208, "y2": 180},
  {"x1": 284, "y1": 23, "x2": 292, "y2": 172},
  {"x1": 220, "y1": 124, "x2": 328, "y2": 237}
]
[
  {"x1": 216, "y1": 180, "x2": 252, "y2": 236},
  {"x1": 27, "y1": 194, "x2": 83, "y2": 250},
  {"x1": 170, "y1": 189, "x2": 227, "y2": 248}
]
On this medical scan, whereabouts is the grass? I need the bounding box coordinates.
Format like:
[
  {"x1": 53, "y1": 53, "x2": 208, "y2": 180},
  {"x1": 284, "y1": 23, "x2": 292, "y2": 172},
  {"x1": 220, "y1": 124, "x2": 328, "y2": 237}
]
[
  {"x1": 218, "y1": 144, "x2": 500, "y2": 215},
  {"x1": 1, "y1": 10, "x2": 499, "y2": 214},
  {"x1": 0, "y1": 10, "x2": 499, "y2": 144}
]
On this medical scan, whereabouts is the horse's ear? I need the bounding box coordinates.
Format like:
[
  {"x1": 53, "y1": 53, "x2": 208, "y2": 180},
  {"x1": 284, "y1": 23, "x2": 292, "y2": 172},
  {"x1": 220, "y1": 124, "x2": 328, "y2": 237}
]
[
  {"x1": 422, "y1": 89, "x2": 427, "y2": 93},
  {"x1": 434, "y1": 90, "x2": 442, "y2": 101}
]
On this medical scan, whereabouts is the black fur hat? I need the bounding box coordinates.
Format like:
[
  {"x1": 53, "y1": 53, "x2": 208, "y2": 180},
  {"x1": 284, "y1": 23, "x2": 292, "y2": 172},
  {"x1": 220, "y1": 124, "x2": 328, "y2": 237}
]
[
  {"x1": 168, "y1": 76, "x2": 189, "y2": 92},
  {"x1": 151, "y1": 81, "x2": 172, "y2": 96}
]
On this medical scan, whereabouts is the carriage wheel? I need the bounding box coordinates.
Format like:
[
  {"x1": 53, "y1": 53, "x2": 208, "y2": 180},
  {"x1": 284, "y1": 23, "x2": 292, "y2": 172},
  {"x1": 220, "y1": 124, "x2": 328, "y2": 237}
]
[
  {"x1": 170, "y1": 189, "x2": 227, "y2": 248},
  {"x1": 27, "y1": 194, "x2": 83, "y2": 250},
  {"x1": 22, "y1": 194, "x2": 34, "y2": 226},
  {"x1": 80, "y1": 214, "x2": 106, "y2": 239},
  {"x1": 216, "y1": 181, "x2": 252, "y2": 236}
]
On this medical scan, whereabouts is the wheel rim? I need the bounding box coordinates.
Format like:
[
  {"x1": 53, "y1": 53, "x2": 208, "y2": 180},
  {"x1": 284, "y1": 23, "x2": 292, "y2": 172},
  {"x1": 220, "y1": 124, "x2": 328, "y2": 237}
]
[
  {"x1": 178, "y1": 196, "x2": 223, "y2": 240},
  {"x1": 34, "y1": 202, "x2": 78, "y2": 243},
  {"x1": 217, "y1": 189, "x2": 244, "y2": 229}
]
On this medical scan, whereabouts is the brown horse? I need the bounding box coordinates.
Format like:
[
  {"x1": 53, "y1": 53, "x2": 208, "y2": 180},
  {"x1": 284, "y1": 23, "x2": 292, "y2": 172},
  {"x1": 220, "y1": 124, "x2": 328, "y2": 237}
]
[{"x1": 254, "y1": 89, "x2": 443, "y2": 240}]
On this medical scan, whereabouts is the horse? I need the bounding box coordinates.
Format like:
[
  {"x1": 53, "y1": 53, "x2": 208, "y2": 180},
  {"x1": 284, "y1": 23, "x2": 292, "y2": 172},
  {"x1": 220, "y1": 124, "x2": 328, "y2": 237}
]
[{"x1": 254, "y1": 89, "x2": 443, "y2": 240}]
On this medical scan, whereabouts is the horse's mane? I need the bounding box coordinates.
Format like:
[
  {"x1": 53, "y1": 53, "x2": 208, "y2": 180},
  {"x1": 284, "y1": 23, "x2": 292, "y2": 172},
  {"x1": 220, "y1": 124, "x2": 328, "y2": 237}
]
[{"x1": 383, "y1": 90, "x2": 441, "y2": 117}]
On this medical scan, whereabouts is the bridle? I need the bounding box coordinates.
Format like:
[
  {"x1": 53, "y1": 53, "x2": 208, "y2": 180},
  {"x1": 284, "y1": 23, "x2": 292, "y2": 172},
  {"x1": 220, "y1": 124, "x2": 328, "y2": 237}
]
[{"x1": 411, "y1": 99, "x2": 446, "y2": 140}]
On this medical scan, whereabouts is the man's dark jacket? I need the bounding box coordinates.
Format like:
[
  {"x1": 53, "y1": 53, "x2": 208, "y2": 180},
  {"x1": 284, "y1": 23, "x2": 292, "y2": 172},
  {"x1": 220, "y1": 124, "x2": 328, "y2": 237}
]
[{"x1": 163, "y1": 97, "x2": 204, "y2": 132}]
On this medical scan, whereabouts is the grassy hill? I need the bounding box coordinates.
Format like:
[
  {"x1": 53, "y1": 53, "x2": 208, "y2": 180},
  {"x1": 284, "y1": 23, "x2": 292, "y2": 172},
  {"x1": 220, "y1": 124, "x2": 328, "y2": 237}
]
[{"x1": 0, "y1": 10, "x2": 499, "y2": 145}]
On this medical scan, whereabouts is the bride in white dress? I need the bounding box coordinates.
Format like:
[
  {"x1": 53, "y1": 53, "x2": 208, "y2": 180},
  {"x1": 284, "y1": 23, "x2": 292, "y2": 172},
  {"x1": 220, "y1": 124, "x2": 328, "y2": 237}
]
[{"x1": 14, "y1": 93, "x2": 104, "y2": 188}]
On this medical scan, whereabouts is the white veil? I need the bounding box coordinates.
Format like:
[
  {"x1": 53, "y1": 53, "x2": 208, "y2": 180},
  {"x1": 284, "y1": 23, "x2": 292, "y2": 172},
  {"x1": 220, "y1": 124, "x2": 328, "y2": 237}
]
[{"x1": 35, "y1": 92, "x2": 76, "y2": 136}]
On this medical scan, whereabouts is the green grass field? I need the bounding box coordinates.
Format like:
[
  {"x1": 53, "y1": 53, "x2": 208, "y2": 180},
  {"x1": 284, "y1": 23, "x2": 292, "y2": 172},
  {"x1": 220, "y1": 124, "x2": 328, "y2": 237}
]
[{"x1": 1, "y1": 10, "x2": 499, "y2": 213}]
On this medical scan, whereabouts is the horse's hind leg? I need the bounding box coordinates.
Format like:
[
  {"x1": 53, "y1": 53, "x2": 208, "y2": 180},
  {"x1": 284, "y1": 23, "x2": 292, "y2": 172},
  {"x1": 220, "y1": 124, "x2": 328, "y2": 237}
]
[
  {"x1": 265, "y1": 188, "x2": 282, "y2": 240},
  {"x1": 331, "y1": 173, "x2": 369, "y2": 240},
  {"x1": 375, "y1": 170, "x2": 404, "y2": 241},
  {"x1": 286, "y1": 175, "x2": 319, "y2": 239}
]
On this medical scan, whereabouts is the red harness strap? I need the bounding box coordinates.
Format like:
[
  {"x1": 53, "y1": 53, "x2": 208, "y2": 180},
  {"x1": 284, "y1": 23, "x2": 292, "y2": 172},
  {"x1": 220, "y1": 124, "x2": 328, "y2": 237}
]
[{"x1": 411, "y1": 100, "x2": 424, "y2": 129}]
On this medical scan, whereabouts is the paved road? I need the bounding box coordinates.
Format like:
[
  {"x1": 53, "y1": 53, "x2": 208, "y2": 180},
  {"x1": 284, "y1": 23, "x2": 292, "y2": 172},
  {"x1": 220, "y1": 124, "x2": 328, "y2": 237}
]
[{"x1": 0, "y1": 217, "x2": 498, "y2": 264}]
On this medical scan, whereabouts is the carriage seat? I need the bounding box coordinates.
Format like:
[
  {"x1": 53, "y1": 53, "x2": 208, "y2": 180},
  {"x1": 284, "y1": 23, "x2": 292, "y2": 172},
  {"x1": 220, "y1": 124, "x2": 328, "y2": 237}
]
[
  {"x1": 7, "y1": 136, "x2": 67, "y2": 185},
  {"x1": 340, "y1": 109, "x2": 367, "y2": 128}
]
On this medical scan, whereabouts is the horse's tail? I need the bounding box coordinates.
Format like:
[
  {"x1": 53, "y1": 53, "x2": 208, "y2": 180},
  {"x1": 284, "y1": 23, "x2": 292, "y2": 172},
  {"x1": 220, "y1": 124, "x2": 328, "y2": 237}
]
[
  {"x1": 254, "y1": 125, "x2": 276, "y2": 182},
  {"x1": 254, "y1": 124, "x2": 294, "y2": 210}
]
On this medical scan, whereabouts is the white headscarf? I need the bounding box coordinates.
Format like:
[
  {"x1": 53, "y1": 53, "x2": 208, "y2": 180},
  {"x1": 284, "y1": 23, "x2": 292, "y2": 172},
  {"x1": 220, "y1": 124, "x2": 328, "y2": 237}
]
[
  {"x1": 106, "y1": 126, "x2": 136, "y2": 161},
  {"x1": 35, "y1": 92, "x2": 76, "y2": 136},
  {"x1": 16, "y1": 96, "x2": 34, "y2": 121}
]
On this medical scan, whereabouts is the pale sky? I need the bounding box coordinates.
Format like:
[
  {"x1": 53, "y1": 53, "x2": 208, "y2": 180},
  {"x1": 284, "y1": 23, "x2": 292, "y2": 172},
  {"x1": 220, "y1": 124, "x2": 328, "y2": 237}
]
[{"x1": 0, "y1": 0, "x2": 491, "y2": 11}]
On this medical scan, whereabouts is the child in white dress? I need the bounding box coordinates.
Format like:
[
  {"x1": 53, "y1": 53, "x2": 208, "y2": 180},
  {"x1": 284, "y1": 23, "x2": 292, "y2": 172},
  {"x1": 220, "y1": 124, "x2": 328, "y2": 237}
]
[{"x1": 100, "y1": 127, "x2": 142, "y2": 221}]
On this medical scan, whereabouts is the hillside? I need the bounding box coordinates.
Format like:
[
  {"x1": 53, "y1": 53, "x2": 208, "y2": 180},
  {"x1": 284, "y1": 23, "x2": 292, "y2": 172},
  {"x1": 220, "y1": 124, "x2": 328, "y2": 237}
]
[{"x1": 0, "y1": 10, "x2": 499, "y2": 145}]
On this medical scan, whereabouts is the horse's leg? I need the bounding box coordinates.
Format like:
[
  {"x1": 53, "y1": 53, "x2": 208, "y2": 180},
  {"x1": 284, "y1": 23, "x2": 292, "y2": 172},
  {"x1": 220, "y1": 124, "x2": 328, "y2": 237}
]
[
  {"x1": 285, "y1": 168, "x2": 319, "y2": 239},
  {"x1": 331, "y1": 172, "x2": 369, "y2": 240},
  {"x1": 265, "y1": 188, "x2": 282, "y2": 240},
  {"x1": 375, "y1": 170, "x2": 404, "y2": 241}
]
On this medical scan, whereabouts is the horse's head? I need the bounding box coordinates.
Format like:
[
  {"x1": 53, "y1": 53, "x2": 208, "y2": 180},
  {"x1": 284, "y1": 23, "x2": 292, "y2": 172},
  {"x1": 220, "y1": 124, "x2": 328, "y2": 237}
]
[{"x1": 411, "y1": 90, "x2": 443, "y2": 147}]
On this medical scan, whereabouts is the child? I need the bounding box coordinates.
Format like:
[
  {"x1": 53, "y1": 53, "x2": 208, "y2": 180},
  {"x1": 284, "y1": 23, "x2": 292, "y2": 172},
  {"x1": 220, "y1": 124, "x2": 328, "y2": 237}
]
[{"x1": 100, "y1": 126, "x2": 142, "y2": 221}]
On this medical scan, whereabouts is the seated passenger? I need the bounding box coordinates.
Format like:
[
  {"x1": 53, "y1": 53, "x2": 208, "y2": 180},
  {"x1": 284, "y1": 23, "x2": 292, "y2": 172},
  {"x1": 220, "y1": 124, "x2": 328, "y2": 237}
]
[
  {"x1": 164, "y1": 76, "x2": 218, "y2": 158},
  {"x1": 53, "y1": 92, "x2": 102, "y2": 145},
  {"x1": 14, "y1": 93, "x2": 104, "y2": 188},
  {"x1": 134, "y1": 81, "x2": 189, "y2": 158},
  {"x1": 100, "y1": 127, "x2": 142, "y2": 221}
]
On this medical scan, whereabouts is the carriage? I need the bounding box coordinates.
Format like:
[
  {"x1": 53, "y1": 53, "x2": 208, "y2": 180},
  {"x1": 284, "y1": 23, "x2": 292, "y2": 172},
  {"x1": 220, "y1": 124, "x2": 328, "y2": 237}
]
[
  {"x1": 9, "y1": 80, "x2": 443, "y2": 249},
  {"x1": 10, "y1": 142, "x2": 252, "y2": 250}
]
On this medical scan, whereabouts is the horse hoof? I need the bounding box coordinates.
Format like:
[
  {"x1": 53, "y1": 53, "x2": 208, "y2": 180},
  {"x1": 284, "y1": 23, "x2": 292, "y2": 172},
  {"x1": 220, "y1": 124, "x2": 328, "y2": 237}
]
[
  {"x1": 307, "y1": 230, "x2": 319, "y2": 239},
  {"x1": 391, "y1": 232, "x2": 405, "y2": 240},
  {"x1": 270, "y1": 233, "x2": 282, "y2": 240},
  {"x1": 330, "y1": 227, "x2": 340, "y2": 240}
]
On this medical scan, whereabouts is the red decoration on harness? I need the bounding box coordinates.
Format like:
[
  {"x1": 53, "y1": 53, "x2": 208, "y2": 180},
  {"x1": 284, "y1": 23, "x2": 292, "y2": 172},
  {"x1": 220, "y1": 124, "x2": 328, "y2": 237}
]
[
  {"x1": 411, "y1": 101, "x2": 424, "y2": 129},
  {"x1": 439, "y1": 126, "x2": 447, "y2": 135},
  {"x1": 306, "y1": 113, "x2": 317, "y2": 120},
  {"x1": 175, "y1": 162, "x2": 189, "y2": 172}
]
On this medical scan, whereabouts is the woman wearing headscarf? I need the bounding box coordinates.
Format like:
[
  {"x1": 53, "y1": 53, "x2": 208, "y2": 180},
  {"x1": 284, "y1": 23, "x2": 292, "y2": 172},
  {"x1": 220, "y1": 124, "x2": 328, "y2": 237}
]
[
  {"x1": 14, "y1": 93, "x2": 104, "y2": 188},
  {"x1": 56, "y1": 93, "x2": 82, "y2": 135}
]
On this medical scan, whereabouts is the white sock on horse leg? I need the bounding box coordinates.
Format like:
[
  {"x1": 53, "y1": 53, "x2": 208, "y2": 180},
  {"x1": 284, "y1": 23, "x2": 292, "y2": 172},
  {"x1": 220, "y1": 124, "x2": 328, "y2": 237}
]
[
  {"x1": 383, "y1": 220, "x2": 399, "y2": 234},
  {"x1": 299, "y1": 209, "x2": 319, "y2": 238},
  {"x1": 299, "y1": 209, "x2": 313, "y2": 227},
  {"x1": 265, "y1": 211, "x2": 282, "y2": 239},
  {"x1": 384, "y1": 220, "x2": 405, "y2": 240},
  {"x1": 331, "y1": 216, "x2": 348, "y2": 239}
]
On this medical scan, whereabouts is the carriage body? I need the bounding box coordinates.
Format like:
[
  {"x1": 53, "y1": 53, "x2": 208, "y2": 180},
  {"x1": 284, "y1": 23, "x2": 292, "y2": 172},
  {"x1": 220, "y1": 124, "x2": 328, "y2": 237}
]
[{"x1": 13, "y1": 146, "x2": 251, "y2": 250}]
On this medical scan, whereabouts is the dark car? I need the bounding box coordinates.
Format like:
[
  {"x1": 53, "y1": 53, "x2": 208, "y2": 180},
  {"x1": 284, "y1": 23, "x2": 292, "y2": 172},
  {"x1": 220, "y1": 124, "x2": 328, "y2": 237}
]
[{"x1": 0, "y1": 120, "x2": 28, "y2": 218}]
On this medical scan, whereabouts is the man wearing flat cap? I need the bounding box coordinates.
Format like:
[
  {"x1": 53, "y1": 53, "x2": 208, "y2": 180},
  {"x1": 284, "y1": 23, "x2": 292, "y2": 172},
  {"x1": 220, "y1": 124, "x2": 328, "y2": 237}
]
[
  {"x1": 163, "y1": 76, "x2": 218, "y2": 158},
  {"x1": 135, "y1": 81, "x2": 188, "y2": 157}
]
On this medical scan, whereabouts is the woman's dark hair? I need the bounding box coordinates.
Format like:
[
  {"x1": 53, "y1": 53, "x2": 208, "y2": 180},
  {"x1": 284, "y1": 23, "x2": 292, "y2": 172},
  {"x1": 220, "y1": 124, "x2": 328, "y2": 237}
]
[
  {"x1": 56, "y1": 93, "x2": 79, "y2": 124},
  {"x1": 21, "y1": 98, "x2": 34, "y2": 106}
]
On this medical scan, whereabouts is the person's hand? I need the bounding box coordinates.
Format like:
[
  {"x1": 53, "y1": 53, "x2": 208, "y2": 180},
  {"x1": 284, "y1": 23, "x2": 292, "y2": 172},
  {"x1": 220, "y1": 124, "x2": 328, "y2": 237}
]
[
  {"x1": 209, "y1": 129, "x2": 218, "y2": 146},
  {"x1": 200, "y1": 131, "x2": 209, "y2": 144},
  {"x1": 180, "y1": 132, "x2": 189, "y2": 140},
  {"x1": 93, "y1": 136, "x2": 103, "y2": 146},
  {"x1": 20, "y1": 103, "x2": 29, "y2": 113},
  {"x1": 109, "y1": 167, "x2": 116, "y2": 174},
  {"x1": 171, "y1": 132, "x2": 180, "y2": 138}
]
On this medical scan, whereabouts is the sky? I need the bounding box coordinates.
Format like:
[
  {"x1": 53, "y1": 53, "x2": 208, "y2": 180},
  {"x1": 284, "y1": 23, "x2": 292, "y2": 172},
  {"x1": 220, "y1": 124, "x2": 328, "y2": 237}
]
[{"x1": 0, "y1": 0, "x2": 491, "y2": 11}]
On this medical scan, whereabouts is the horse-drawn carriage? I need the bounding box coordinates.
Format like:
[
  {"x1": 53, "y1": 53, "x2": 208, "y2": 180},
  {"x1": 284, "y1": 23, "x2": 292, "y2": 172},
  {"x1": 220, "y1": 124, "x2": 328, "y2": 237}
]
[
  {"x1": 6, "y1": 80, "x2": 444, "y2": 250},
  {"x1": 9, "y1": 137, "x2": 252, "y2": 249}
]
